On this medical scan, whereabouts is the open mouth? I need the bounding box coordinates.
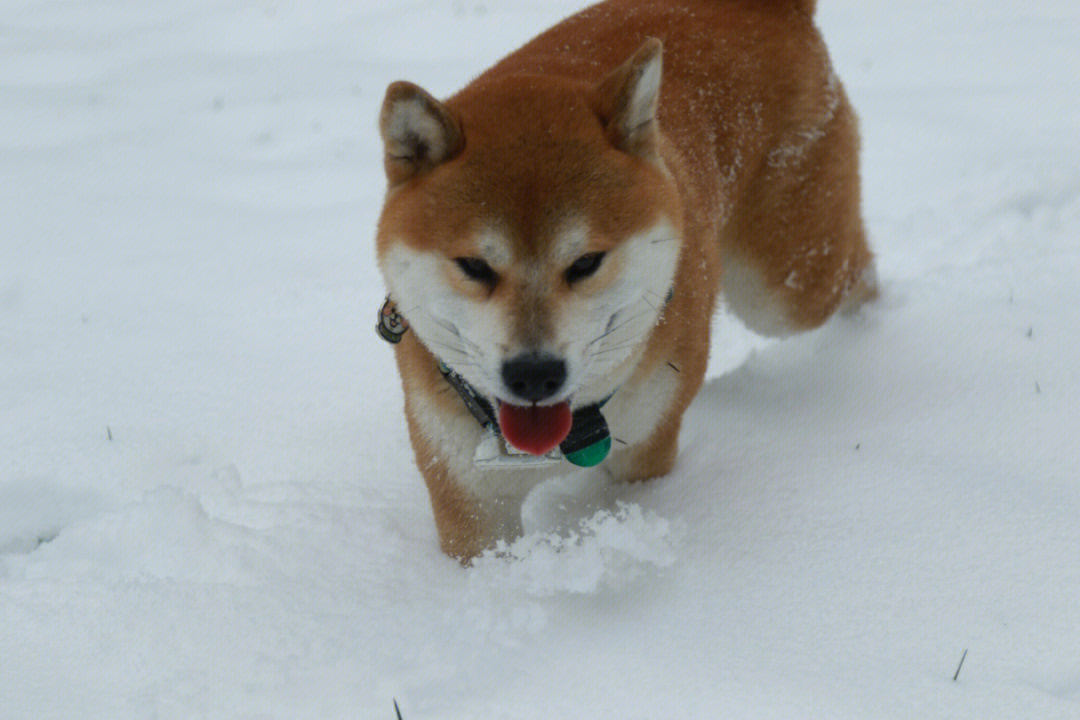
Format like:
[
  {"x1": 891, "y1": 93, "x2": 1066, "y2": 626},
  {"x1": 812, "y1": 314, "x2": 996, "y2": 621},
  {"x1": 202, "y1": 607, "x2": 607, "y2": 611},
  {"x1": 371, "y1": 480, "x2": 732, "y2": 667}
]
[{"x1": 497, "y1": 400, "x2": 573, "y2": 456}]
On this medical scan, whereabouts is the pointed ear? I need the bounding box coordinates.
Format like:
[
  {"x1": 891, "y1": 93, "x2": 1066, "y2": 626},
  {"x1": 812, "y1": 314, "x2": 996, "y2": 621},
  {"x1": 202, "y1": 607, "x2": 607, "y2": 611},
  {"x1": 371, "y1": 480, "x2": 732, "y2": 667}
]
[
  {"x1": 592, "y1": 38, "x2": 663, "y2": 157},
  {"x1": 379, "y1": 81, "x2": 463, "y2": 186}
]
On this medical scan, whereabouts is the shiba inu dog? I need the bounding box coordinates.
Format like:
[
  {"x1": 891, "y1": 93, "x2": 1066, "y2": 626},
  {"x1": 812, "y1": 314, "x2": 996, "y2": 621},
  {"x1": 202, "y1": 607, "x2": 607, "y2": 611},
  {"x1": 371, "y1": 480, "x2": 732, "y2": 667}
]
[{"x1": 374, "y1": 0, "x2": 876, "y2": 561}]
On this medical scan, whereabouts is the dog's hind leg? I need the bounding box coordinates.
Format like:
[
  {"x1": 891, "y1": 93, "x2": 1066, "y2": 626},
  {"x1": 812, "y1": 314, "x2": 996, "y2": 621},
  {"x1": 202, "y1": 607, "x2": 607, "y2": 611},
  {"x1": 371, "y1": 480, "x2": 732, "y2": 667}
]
[{"x1": 720, "y1": 88, "x2": 876, "y2": 337}]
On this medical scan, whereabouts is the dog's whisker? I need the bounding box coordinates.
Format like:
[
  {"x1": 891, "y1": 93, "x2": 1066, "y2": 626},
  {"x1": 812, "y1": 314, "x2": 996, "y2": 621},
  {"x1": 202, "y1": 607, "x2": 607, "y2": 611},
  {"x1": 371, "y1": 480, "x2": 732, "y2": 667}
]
[
  {"x1": 644, "y1": 289, "x2": 686, "y2": 319},
  {"x1": 589, "y1": 340, "x2": 647, "y2": 358},
  {"x1": 422, "y1": 310, "x2": 483, "y2": 352},
  {"x1": 589, "y1": 326, "x2": 654, "y2": 354},
  {"x1": 585, "y1": 325, "x2": 619, "y2": 350},
  {"x1": 420, "y1": 334, "x2": 471, "y2": 354},
  {"x1": 586, "y1": 308, "x2": 654, "y2": 349},
  {"x1": 591, "y1": 313, "x2": 657, "y2": 349},
  {"x1": 587, "y1": 308, "x2": 647, "y2": 344},
  {"x1": 421, "y1": 340, "x2": 477, "y2": 365},
  {"x1": 640, "y1": 294, "x2": 662, "y2": 313}
]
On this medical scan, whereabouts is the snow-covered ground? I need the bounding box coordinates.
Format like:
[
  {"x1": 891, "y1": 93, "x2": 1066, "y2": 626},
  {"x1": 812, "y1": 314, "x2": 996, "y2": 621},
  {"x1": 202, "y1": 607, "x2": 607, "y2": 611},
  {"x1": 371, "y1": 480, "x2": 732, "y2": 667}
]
[{"x1": 3, "y1": 1, "x2": 1079, "y2": 717}]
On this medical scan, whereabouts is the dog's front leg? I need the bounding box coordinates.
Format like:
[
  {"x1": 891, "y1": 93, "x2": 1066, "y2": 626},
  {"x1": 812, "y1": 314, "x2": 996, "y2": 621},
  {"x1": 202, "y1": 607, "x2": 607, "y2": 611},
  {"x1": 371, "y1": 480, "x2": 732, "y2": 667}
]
[
  {"x1": 404, "y1": 410, "x2": 537, "y2": 562},
  {"x1": 416, "y1": 455, "x2": 494, "y2": 562},
  {"x1": 598, "y1": 284, "x2": 715, "y2": 485},
  {"x1": 602, "y1": 346, "x2": 707, "y2": 485},
  {"x1": 617, "y1": 415, "x2": 682, "y2": 484}
]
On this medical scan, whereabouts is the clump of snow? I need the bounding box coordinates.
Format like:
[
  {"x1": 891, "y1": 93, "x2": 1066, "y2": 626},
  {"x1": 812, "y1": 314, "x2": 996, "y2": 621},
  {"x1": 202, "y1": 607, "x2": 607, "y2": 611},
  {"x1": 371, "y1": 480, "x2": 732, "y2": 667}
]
[
  {"x1": 418, "y1": 503, "x2": 684, "y2": 653},
  {"x1": 470, "y1": 502, "x2": 682, "y2": 597}
]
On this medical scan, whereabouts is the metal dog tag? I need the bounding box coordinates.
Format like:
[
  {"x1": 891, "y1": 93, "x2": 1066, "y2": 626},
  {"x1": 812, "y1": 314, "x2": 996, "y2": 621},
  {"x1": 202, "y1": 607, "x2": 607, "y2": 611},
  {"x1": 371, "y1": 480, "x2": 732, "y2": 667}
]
[{"x1": 473, "y1": 431, "x2": 563, "y2": 469}]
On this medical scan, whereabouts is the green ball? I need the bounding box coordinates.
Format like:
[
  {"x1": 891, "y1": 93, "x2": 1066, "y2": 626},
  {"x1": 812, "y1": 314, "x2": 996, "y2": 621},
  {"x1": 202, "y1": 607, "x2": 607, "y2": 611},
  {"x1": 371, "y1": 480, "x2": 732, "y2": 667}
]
[{"x1": 564, "y1": 436, "x2": 612, "y2": 467}]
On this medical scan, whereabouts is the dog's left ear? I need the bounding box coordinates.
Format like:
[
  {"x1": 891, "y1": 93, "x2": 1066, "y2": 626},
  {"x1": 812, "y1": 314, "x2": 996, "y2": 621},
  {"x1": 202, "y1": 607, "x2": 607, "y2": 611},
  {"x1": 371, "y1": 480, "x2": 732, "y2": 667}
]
[
  {"x1": 592, "y1": 38, "x2": 663, "y2": 158},
  {"x1": 379, "y1": 81, "x2": 464, "y2": 186}
]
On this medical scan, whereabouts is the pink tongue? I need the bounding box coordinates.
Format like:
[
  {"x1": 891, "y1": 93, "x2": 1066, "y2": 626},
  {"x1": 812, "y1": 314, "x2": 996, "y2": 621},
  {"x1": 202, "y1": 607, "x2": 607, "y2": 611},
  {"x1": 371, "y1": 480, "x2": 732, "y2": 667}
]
[{"x1": 498, "y1": 402, "x2": 573, "y2": 456}]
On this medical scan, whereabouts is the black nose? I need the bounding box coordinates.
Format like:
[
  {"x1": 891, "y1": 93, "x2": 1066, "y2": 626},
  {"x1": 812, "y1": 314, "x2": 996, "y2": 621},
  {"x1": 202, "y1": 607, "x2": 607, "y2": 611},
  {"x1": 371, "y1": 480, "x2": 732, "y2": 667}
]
[{"x1": 501, "y1": 353, "x2": 567, "y2": 403}]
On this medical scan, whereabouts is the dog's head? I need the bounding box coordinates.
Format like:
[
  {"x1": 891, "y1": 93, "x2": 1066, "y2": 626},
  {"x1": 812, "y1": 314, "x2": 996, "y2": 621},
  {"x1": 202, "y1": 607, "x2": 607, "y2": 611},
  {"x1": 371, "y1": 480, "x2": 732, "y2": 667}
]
[{"x1": 375, "y1": 40, "x2": 682, "y2": 421}]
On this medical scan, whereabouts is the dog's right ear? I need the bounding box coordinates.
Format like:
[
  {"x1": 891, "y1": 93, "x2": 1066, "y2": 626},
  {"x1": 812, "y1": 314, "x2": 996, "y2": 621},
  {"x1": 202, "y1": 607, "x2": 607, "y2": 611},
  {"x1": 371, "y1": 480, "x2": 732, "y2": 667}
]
[
  {"x1": 379, "y1": 82, "x2": 463, "y2": 186},
  {"x1": 592, "y1": 38, "x2": 663, "y2": 158}
]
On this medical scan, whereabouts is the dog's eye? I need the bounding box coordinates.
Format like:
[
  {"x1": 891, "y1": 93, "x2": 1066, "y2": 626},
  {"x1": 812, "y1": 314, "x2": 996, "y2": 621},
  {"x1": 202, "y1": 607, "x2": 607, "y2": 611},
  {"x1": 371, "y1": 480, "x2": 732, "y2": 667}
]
[
  {"x1": 565, "y1": 252, "x2": 606, "y2": 284},
  {"x1": 454, "y1": 256, "x2": 498, "y2": 285}
]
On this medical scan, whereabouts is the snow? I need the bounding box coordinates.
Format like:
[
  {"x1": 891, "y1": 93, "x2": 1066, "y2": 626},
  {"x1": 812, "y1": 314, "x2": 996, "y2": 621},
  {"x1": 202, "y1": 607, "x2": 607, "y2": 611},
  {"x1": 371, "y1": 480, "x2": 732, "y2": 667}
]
[{"x1": 3, "y1": 0, "x2": 1080, "y2": 717}]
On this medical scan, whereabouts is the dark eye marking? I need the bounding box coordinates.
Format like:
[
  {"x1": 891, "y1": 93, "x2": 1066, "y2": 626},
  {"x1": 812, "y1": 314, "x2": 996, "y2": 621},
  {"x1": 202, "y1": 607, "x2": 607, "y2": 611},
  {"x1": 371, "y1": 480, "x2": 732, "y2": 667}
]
[
  {"x1": 565, "y1": 252, "x2": 606, "y2": 284},
  {"x1": 453, "y1": 256, "x2": 498, "y2": 285}
]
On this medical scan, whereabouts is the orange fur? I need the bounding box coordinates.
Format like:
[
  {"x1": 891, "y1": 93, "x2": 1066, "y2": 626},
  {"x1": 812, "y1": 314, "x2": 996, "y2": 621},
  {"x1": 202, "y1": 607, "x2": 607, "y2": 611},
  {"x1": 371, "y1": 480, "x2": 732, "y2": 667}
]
[{"x1": 375, "y1": 0, "x2": 875, "y2": 562}]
